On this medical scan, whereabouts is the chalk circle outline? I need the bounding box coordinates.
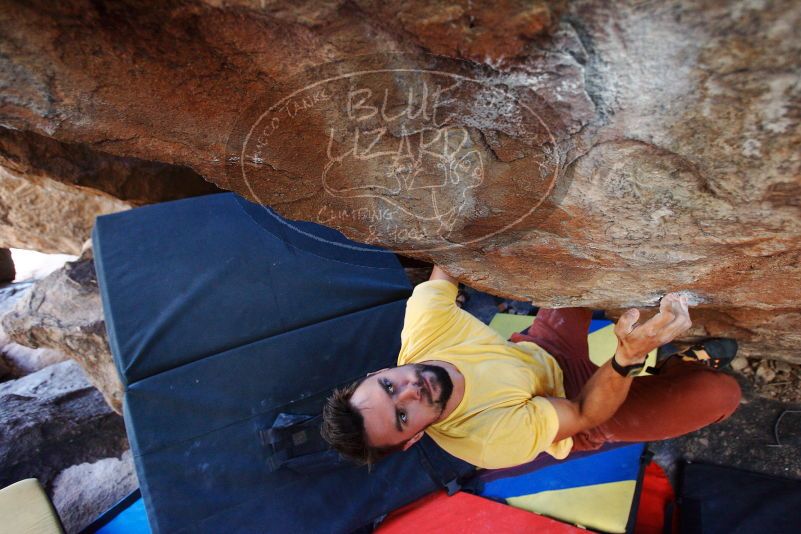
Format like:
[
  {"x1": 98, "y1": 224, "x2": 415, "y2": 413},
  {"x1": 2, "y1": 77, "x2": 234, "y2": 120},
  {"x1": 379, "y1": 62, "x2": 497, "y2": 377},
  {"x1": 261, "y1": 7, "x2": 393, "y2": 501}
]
[{"x1": 234, "y1": 54, "x2": 561, "y2": 255}]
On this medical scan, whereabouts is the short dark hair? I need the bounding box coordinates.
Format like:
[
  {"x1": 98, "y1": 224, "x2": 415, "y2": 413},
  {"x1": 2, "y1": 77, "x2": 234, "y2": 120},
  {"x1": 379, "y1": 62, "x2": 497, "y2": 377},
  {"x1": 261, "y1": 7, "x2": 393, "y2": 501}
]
[{"x1": 321, "y1": 377, "x2": 406, "y2": 468}]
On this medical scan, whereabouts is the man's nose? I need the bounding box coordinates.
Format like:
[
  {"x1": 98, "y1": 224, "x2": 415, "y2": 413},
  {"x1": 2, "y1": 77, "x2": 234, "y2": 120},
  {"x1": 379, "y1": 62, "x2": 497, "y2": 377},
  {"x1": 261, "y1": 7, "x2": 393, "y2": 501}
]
[{"x1": 398, "y1": 382, "x2": 421, "y2": 401}]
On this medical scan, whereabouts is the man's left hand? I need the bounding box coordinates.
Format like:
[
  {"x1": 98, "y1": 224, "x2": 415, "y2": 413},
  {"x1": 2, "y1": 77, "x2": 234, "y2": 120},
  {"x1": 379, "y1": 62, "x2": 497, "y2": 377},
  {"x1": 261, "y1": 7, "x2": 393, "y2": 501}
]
[{"x1": 614, "y1": 292, "x2": 692, "y2": 366}]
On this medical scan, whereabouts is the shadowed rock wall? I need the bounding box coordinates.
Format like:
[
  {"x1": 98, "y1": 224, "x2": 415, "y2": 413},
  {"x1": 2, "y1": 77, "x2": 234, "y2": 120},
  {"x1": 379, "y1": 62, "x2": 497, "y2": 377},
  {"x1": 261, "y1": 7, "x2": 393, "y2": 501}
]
[{"x1": 0, "y1": 126, "x2": 221, "y2": 254}]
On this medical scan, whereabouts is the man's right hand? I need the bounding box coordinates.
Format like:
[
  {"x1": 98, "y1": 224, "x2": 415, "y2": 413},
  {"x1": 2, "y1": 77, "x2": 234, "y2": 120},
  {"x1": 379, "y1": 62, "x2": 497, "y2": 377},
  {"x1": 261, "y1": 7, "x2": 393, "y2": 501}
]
[
  {"x1": 614, "y1": 293, "x2": 692, "y2": 366},
  {"x1": 429, "y1": 265, "x2": 459, "y2": 287}
]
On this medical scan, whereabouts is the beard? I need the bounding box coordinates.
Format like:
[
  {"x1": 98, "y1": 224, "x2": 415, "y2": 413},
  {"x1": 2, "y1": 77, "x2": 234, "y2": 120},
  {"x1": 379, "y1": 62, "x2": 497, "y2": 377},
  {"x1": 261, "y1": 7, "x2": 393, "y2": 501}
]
[{"x1": 413, "y1": 363, "x2": 454, "y2": 415}]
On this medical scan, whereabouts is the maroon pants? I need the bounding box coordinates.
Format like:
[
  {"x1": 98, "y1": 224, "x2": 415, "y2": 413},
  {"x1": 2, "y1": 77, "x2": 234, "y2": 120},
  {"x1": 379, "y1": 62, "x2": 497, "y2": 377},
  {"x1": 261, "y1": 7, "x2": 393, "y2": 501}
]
[{"x1": 509, "y1": 308, "x2": 742, "y2": 451}]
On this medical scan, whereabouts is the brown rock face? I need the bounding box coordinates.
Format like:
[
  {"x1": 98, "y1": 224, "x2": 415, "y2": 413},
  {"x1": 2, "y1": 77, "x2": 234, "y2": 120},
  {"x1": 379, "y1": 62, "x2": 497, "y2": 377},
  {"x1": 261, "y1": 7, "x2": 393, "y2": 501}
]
[
  {"x1": 0, "y1": 161, "x2": 130, "y2": 255},
  {"x1": 607, "y1": 306, "x2": 801, "y2": 365},
  {"x1": 0, "y1": 127, "x2": 221, "y2": 254},
  {"x1": 0, "y1": 1, "x2": 799, "y2": 358},
  {"x1": 0, "y1": 128, "x2": 220, "y2": 206}
]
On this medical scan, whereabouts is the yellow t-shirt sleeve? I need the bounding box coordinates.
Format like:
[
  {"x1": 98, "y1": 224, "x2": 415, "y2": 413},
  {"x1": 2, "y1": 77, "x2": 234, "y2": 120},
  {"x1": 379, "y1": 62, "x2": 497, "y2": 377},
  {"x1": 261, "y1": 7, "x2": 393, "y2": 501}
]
[
  {"x1": 404, "y1": 278, "x2": 459, "y2": 323},
  {"x1": 479, "y1": 396, "x2": 572, "y2": 469},
  {"x1": 399, "y1": 280, "x2": 507, "y2": 364}
]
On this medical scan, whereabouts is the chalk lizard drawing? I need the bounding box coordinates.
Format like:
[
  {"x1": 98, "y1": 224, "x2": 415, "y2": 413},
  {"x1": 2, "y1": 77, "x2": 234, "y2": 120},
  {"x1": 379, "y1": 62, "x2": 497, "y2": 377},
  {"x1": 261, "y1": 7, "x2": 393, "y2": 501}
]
[{"x1": 322, "y1": 124, "x2": 484, "y2": 235}]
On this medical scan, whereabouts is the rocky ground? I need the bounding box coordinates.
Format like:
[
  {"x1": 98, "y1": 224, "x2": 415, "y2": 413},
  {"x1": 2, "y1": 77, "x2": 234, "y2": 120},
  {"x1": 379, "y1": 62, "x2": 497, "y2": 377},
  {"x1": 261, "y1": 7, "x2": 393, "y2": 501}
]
[
  {"x1": 651, "y1": 375, "x2": 801, "y2": 485},
  {"x1": 735, "y1": 356, "x2": 801, "y2": 405},
  {"x1": 0, "y1": 259, "x2": 133, "y2": 534}
]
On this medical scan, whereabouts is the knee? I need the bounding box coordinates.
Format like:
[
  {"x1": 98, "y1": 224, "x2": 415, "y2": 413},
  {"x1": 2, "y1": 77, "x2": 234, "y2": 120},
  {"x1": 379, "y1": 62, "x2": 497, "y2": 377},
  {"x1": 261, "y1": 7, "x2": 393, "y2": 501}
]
[
  {"x1": 711, "y1": 372, "x2": 742, "y2": 422},
  {"x1": 679, "y1": 366, "x2": 742, "y2": 423}
]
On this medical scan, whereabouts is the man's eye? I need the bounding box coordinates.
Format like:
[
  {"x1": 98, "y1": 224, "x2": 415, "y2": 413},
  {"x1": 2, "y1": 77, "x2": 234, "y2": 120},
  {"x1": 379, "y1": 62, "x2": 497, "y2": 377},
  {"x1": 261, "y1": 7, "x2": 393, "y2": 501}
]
[
  {"x1": 399, "y1": 411, "x2": 407, "y2": 423},
  {"x1": 383, "y1": 379, "x2": 394, "y2": 393}
]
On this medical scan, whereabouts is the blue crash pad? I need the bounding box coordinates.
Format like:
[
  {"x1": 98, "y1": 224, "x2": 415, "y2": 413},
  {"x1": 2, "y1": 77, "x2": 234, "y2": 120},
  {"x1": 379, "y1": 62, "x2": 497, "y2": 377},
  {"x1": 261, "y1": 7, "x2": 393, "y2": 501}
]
[
  {"x1": 93, "y1": 193, "x2": 410, "y2": 385},
  {"x1": 93, "y1": 194, "x2": 475, "y2": 533}
]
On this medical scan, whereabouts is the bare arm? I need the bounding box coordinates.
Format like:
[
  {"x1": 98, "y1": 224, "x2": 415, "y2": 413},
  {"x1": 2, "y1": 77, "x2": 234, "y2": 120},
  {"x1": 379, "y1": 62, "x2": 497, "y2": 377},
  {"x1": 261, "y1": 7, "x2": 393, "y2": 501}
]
[
  {"x1": 429, "y1": 265, "x2": 459, "y2": 287},
  {"x1": 549, "y1": 293, "x2": 692, "y2": 442}
]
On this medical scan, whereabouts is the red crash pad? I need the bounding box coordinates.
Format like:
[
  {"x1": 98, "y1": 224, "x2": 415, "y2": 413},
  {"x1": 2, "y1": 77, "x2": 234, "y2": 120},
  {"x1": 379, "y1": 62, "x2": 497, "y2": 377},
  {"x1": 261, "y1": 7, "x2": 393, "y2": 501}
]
[{"x1": 376, "y1": 491, "x2": 589, "y2": 534}]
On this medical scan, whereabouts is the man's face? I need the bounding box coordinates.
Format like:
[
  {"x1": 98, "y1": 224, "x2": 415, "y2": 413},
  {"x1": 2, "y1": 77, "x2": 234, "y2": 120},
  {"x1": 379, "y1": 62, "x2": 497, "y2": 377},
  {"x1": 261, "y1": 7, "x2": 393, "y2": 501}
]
[{"x1": 350, "y1": 363, "x2": 454, "y2": 449}]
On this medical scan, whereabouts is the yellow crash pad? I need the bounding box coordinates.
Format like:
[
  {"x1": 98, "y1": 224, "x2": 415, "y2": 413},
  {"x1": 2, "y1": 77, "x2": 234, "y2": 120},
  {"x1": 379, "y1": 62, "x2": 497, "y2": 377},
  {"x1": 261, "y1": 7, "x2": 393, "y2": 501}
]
[
  {"x1": 0, "y1": 479, "x2": 64, "y2": 534},
  {"x1": 489, "y1": 313, "x2": 656, "y2": 375}
]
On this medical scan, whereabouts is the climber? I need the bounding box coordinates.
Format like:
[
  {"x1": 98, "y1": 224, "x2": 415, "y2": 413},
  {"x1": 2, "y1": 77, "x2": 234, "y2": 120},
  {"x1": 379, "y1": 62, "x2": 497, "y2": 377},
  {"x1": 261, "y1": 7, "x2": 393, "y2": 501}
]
[{"x1": 321, "y1": 266, "x2": 741, "y2": 469}]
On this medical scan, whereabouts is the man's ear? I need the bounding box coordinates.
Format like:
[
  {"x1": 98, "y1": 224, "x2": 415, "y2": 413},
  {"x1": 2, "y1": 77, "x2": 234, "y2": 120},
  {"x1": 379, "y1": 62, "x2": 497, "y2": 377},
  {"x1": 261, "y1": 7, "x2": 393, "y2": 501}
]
[{"x1": 402, "y1": 431, "x2": 424, "y2": 451}]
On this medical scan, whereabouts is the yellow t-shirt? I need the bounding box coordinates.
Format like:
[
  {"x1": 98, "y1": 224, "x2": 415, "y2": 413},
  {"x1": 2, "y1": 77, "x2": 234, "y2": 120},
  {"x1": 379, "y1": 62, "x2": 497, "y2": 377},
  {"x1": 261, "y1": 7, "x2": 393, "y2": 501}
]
[{"x1": 397, "y1": 279, "x2": 573, "y2": 469}]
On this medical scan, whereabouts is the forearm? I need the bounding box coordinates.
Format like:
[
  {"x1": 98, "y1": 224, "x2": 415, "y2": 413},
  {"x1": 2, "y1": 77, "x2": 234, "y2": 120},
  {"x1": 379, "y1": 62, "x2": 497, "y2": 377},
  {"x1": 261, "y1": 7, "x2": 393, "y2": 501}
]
[
  {"x1": 573, "y1": 359, "x2": 633, "y2": 429},
  {"x1": 551, "y1": 294, "x2": 692, "y2": 442}
]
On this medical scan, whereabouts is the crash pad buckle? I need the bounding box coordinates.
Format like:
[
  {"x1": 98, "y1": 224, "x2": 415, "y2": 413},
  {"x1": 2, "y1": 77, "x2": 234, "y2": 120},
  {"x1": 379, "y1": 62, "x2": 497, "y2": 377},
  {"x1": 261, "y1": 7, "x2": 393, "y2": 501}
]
[
  {"x1": 261, "y1": 412, "x2": 346, "y2": 474},
  {"x1": 444, "y1": 478, "x2": 461, "y2": 496}
]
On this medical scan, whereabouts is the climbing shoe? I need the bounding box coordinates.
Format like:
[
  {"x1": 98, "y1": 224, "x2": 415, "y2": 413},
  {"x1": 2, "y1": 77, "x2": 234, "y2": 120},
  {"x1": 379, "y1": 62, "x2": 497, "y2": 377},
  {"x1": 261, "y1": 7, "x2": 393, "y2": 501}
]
[
  {"x1": 651, "y1": 338, "x2": 738, "y2": 373},
  {"x1": 679, "y1": 338, "x2": 738, "y2": 370}
]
